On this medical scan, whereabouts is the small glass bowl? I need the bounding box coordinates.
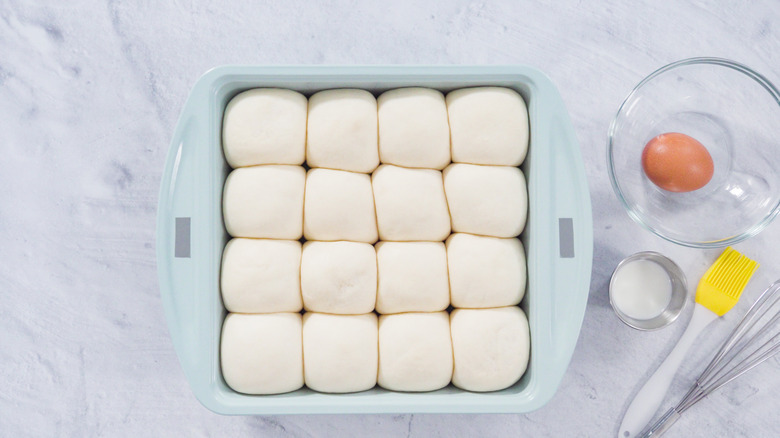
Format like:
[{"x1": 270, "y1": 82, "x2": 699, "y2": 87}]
[
  {"x1": 609, "y1": 252, "x2": 688, "y2": 330},
  {"x1": 607, "y1": 58, "x2": 780, "y2": 248}
]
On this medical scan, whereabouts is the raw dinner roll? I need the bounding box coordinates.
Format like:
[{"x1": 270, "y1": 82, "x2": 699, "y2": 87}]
[
  {"x1": 306, "y1": 89, "x2": 379, "y2": 173},
  {"x1": 450, "y1": 306, "x2": 530, "y2": 392},
  {"x1": 220, "y1": 238, "x2": 302, "y2": 313},
  {"x1": 446, "y1": 86, "x2": 529, "y2": 166},
  {"x1": 300, "y1": 241, "x2": 377, "y2": 314},
  {"x1": 372, "y1": 164, "x2": 451, "y2": 241},
  {"x1": 220, "y1": 313, "x2": 303, "y2": 395},
  {"x1": 222, "y1": 88, "x2": 307, "y2": 168},
  {"x1": 377, "y1": 87, "x2": 450, "y2": 169},
  {"x1": 378, "y1": 312, "x2": 453, "y2": 392},
  {"x1": 302, "y1": 312, "x2": 378, "y2": 393},
  {"x1": 375, "y1": 241, "x2": 449, "y2": 314},
  {"x1": 443, "y1": 163, "x2": 527, "y2": 238},
  {"x1": 303, "y1": 168, "x2": 378, "y2": 243},
  {"x1": 446, "y1": 233, "x2": 526, "y2": 308},
  {"x1": 222, "y1": 165, "x2": 305, "y2": 239}
]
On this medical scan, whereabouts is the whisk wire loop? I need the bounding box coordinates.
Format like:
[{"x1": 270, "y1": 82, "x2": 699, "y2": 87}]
[{"x1": 640, "y1": 280, "x2": 780, "y2": 437}]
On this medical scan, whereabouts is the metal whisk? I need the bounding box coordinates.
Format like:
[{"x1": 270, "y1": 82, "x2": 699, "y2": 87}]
[{"x1": 640, "y1": 279, "x2": 780, "y2": 438}]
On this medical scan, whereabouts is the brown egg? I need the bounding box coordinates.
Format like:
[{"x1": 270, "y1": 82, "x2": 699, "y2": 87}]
[{"x1": 641, "y1": 133, "x2": 714, "y2": 192}]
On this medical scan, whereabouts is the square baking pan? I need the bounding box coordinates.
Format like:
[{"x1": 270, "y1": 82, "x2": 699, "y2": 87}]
[{"x1": 156, "y1": 65, "x2": 593, "y2": 414}]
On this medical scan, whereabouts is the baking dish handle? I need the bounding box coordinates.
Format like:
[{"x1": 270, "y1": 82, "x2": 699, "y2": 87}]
[
  {"x1": 156, "y1": 83, "x2": 212, "y2": 385},
  {"x1": 545, "y1": 103, "x2": 594, "y2": 385}
]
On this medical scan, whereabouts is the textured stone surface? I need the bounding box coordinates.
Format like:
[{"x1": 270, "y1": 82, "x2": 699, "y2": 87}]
[{"x1": 1, "y1": 1, "x2": 779, "y2": 436}]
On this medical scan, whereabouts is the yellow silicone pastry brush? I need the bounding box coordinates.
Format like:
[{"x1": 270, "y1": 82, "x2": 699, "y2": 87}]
[{"x1": 618, "y1": 247, "x2": 758, "y2": 438}]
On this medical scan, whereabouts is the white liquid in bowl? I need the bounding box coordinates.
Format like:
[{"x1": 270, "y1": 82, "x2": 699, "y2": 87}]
[{"x1": 611, "y1": 259, "x2": 673, "y2": 320}]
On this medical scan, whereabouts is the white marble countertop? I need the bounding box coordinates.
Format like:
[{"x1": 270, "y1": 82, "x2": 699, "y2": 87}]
[{"x1": 2, "y1": 1, "x2": 779, "y2": 436}]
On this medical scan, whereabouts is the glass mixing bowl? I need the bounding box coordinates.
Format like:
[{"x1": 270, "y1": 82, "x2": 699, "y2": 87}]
[{"x1": 608, "y1": 58, "x2": 780, "y2": 248}]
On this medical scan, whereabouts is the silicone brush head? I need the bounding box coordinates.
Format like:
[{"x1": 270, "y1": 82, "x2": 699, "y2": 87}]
[{"x1": 695, "y1": 247, "x2": 759, "y2": 316}]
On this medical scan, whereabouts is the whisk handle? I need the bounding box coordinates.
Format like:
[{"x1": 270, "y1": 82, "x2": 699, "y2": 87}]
[
  {"x1": 618, "y1": 304, "x2": 718, "y2": 438},
  {"x1": 638, "y1": 408, "x2": 682, "y2": 438}
]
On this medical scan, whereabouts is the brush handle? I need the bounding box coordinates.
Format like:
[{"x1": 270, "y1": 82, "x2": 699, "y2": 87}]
[{"x1": 618, "y1": 303, "x2": 718, "y2": 438}]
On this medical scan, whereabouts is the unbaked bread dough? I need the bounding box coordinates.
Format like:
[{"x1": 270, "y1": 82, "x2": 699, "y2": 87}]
[
  {"x1": 220, "y1": 238, "x2": 302, "y2": 313},
  {"x1": 443, "y1": 163, "x2": 527, "y2": 238},
  {"x1": 306, "y1": 89, "x2": 379, "y2": 173},
  {"x1": 303, "y1": 168, "x2": 378, "y2": 243},
  {"x1": 377, "y1": 87, "x2": 450, "y2": 169},
  {"x1": 220, "y1": 312, "x2": 303, "y2": 395},
  {"x1": 300, "y1": 241, "x2": 377, "y2": 314},
  {"x1": 302, "y1": 312, "x2": 378, "y2": 393},
  {"x1": 446, "y1": 233, "x2": 526, "y2": 308},
  {"x1": 446, "y1": 87, "x2": 529, "y2": 166},
  {"x1": 450, "y1": 306, "x2": 530, "y2": 392},
  {"x1": 222, "y1": 88, "x2": 307, "y2": 168},
  {"x1": 222, "y1": 165, "x2": 305, "y2": 239},
  {"x1": 377, "y1": 311, "x2": 453, "y2": 392},
  {"x1": 375, "y1": 241, "x2": 449, "y2": 314},
  {"x1": 372, "y1": 164, "x2": 451, "y2": 241}
]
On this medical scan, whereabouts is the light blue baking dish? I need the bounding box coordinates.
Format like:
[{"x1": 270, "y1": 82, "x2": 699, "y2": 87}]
[{"x1": 157, "y1": 65, "x2": 593, "y2": 414}]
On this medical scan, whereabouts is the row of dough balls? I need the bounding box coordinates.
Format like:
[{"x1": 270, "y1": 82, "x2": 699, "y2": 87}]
[
  {"x1": 221, "y1": 307, "x2": 530, "y2": 394},
  {"x1": 222, "y1": 235, "x2": 526, "y2": 314},
  {"x1": 222, "y1": 87, "x2": 529, "y2": 171},
  {"x1": 223, "y1": 163, "x2": 527, "y2": 242}
]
